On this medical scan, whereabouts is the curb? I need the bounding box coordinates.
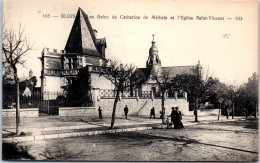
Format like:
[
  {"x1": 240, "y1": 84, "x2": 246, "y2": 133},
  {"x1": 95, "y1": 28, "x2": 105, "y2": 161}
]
[
  {"x1": 2, "y1": 118, "x2": 246, "y2": 142},
  {"x1": 2, "y1": 126, "x2": 153, "y2": 142}
]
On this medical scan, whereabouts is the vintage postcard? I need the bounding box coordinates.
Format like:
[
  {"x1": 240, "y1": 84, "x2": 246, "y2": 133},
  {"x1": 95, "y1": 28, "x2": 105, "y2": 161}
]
[{"x1": 2, "y1": 0, "x2": 258, "y2": 161}]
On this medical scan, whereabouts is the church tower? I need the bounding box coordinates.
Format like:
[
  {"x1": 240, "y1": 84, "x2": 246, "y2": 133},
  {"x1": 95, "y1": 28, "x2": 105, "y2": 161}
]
[{"x1": 146, "y1": 35, "x2": 161, "y2": 76}]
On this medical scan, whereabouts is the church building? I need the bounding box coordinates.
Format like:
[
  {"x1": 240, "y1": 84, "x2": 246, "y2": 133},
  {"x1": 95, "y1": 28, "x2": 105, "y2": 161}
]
[{"x1": 134, "y1": 35, "x2": 200, "y2": 97}]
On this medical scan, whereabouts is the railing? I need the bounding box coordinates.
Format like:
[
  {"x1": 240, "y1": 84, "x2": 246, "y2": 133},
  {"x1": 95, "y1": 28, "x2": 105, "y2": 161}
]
[
  {"x1": 44, "y1": 69, "x2": 80, "y2": 76},
  {"x1": 2, "y1": 91, "x2": 93, "y2": 110},
  {"x1": 139, "y1": 91, "x2": 152, "y2": 98},
  {"x1": 99, "y1": 89, "x2": 187, "y2": 99},
  {"x1": 99, "y1": 89, "x2": 137, "y2": 98},
  {"x1": 44, "y1": 65, "x2": 111, "y2": 76},
  {"x1": 99, "y1": 89, "x2": 116, "y2": 98},
  {"x1": 88, "y1": 65, "x2": 111, "y2": 73}
]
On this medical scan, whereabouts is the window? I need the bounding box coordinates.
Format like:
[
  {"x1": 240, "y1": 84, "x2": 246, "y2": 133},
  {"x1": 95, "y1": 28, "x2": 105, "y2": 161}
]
[{"x1": 65, "y1": 57, "x2": 77, "y2": 69}]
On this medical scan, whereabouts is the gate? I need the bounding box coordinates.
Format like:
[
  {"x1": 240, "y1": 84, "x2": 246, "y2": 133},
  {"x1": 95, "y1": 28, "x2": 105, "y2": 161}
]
[{"x1": 39, "y1": 92, "x2": 66, "y2": 116}]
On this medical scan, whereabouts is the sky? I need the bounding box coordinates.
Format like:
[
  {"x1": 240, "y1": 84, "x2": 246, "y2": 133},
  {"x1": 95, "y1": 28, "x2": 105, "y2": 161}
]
[{"x1": 2, "y1": 0, "x2": 258, "y2": 86}]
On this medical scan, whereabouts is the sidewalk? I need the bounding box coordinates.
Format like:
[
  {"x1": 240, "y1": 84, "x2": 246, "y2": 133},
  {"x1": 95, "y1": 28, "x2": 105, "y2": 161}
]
[{"x1": 2, "y1": 115, "x2": 248, "y2": 142}]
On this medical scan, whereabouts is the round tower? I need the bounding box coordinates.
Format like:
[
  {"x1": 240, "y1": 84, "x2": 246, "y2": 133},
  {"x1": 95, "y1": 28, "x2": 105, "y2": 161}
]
[{"x1": 146, "y1": 35, "x2": 161, "y2": 76}]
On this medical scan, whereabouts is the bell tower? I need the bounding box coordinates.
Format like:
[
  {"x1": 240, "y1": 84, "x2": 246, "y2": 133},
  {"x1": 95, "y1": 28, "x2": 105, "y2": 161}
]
[{"x1": 146, "y1": 35, "x2": 161, "y2": 75}]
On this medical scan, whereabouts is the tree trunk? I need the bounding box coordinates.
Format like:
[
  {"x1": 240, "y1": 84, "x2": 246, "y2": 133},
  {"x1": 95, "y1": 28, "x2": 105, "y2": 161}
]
[
  {"x1": 232, "y1": 102, "x2": 234, "y2": 119},
  {"x1": 195, "y1": 97, "x2": 198, "y2": 122},
  {"x1": 110, "y1": 90, "x2": 120, "y2": 129},
  {"x1": 14, "y1": 70, "x2": 20, "y2": 135},
  {"x1": 246, "y1": 108, "x2": 248, "y2": 119},
  {"x1": 217, "y1": 103, "x2": 221, "y2": 120},
  {"x1": 161, "y1": 92, "x2": 165, "y2": 124},
  {"x1": 255, "y1": 103, "x2": 257, "y2": 118}
]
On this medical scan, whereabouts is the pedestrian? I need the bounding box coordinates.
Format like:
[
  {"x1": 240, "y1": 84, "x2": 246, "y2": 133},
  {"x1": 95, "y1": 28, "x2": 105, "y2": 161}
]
[
  {"x1": 124, "y1": 105, "x2": 129, "y2": 119},
  {"x1": 174, "y1": 107, "x2": 184, "y2": 129},
  {"x1": 169, "y1": 107, "x2": 177, "y2": 125},
  {"x1": 98, "y1": 106, "x2": 102, "y2": 119},
  {"x1": 150, "y1": 107, "x2": 155, "y2": 119}
]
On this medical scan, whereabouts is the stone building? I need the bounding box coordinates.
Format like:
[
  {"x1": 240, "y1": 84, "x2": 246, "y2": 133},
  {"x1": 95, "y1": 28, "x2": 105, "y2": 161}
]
[
  {"x1": 40, "y1": 7, "x2": 200, "y2": 103},
  {"x1": 40, "y1": 8, "x2": 113, "y2": 98},
  {"x1": 133, "y1": 35, "x2": 200, "y2": 97}
]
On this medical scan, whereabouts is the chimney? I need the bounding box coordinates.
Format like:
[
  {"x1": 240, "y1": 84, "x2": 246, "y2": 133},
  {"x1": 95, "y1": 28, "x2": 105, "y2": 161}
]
[
  {"x1": 120, "y1": 63, "x2": 124, "y2": 70},
  {"x1": 29, "y1": 69, "x2": 33, "y2": 78},
  {"x1": 43, "y1": 48, "x2": 49, "y2": 55}
]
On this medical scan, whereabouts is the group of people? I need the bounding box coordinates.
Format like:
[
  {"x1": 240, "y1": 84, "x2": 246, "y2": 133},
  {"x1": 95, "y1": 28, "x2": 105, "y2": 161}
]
[
  {"x1": 151, "y1": 106, "x2": 184, "y2": 129},
  {"x1": 98, "y1": 105, "x2": 184, "y2": 129},
  {"x1": 167, "y1": 107, "x2": 184, "y2": 129}
]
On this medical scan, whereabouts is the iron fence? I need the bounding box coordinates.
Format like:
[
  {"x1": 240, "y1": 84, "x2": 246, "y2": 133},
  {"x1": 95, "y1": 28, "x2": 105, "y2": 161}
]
[{"x1": 2, "y1": 91, "x2": 93, "y2": 115}]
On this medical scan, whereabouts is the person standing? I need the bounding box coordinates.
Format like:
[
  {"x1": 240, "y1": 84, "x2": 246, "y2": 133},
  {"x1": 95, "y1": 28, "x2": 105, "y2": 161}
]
[
  {"x1": 174, "y1": 107, "x2": 184, "y2": 129},
  {"x1": 124, "y1": 105, "x2": 129, "y2": 119},
  {"x1": 170, "y1": 107, "x2": 177, "y2": 125},
  {"x1": 98, "y1": 106, "x2": 102, "y2": 119},
  {"x1": 150, "y1": 107, "x2": 155, "y2": 119}
]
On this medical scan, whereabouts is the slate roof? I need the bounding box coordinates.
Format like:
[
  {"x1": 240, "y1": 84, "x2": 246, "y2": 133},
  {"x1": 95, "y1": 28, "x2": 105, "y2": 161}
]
[
  {"x1": 161, "y1": 65, "x2": 198, "y2": 78},
  {"x1": 134, "y1": 68, "x2": 152, "y2": 81},
  {"x1": 65, "y1": 8, "x2": 103, "y2": 57},
  {"x1": 135, "y1": 65, "x2": 198, "y2": 82}
]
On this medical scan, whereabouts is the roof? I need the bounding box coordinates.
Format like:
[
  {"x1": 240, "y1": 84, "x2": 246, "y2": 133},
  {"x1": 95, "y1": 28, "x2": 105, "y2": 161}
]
[
  {"x1": 135, "y1": 65, "x2": 198, "y2": 83},
  {"x1": 161, "y1": 65, "x2": 198, "y2": 78},
  {"x1": 65, "y1": 8, "x2": 101, "y2": 57},
  {"x1": 134, "y1": 68, "x2": 152, "y2": 81}
]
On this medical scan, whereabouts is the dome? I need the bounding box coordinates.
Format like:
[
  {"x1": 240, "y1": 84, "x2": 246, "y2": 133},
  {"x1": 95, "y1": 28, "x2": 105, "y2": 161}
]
[
  {"x1": 146, "y1": 35, "x2": 161, "y2": 68},
  {"x1": 149, "y1": 45, "x2": 158, "y2": 54}
]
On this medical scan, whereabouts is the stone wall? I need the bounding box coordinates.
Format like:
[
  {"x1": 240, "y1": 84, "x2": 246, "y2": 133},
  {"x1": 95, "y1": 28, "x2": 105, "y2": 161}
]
[
  {"x1": 2, "y1": 108, "x2": 39, "y2": 118},
  {"x1": 59, "y1": 107, "x2": 97, "y2": 117},
  {"x1": 95, "y1": 97, "x2": 189, "y2": 118}
]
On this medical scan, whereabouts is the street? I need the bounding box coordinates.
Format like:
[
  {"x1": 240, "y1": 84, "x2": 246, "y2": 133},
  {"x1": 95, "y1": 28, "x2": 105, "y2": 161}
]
[{"x1": 9, "y1": 119, "x2": 257, "y2": 161}]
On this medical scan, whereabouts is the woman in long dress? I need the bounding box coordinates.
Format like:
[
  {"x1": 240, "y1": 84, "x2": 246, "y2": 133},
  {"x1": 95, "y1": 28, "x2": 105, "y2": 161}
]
[{"x1": 174, "y1": 107, "x2": 184, "y2": 129}]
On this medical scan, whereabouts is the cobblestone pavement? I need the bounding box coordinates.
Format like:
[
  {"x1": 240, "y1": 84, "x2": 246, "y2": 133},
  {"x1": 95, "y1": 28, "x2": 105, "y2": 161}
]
[{"x1": 18, "y1": 119, "x2": 258, "y2": 161}]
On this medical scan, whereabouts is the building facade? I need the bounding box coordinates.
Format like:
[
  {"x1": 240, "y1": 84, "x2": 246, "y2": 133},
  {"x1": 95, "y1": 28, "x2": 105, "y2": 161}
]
[
  {"x1": 40, "y1": 7, "x2": 200, "y2": 102},
  {"x1": 134, "y1": 35, "x2": 200, "y2": 97},
  {"x1": 40, "y1": 8, "x2": 113, "y2": 97}
]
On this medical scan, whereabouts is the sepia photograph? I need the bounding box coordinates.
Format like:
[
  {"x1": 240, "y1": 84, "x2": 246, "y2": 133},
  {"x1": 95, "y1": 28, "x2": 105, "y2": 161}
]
[{"x1": 2, "y1": 0, "x2": 259, "y2": 161}]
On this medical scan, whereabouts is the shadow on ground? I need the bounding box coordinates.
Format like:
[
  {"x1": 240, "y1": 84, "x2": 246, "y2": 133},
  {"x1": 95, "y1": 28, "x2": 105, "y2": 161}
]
[
  {"x1": 2, "y1": 142, "x2": 35, "y2": 160},
  {"x1": 101, "y1": 130, "x2": 258, "y2": 155}
]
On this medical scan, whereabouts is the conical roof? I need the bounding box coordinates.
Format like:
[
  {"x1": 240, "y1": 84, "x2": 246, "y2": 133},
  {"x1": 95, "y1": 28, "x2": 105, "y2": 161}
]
[{"x1": 65, "y1": 8, "x2": 100, "y2": 56}]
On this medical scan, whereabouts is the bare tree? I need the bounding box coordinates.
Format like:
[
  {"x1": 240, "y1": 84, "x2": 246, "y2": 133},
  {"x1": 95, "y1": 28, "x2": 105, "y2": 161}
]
[
  {"x1": 100, "y1": 60, "x2": 143, "y2": 129},
  {"x1": 2, "y1": 23, "x2": 34, "y2": 134},
  {"x1": 152, "y1": 69, "x2": 172, "y2": 124}
]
